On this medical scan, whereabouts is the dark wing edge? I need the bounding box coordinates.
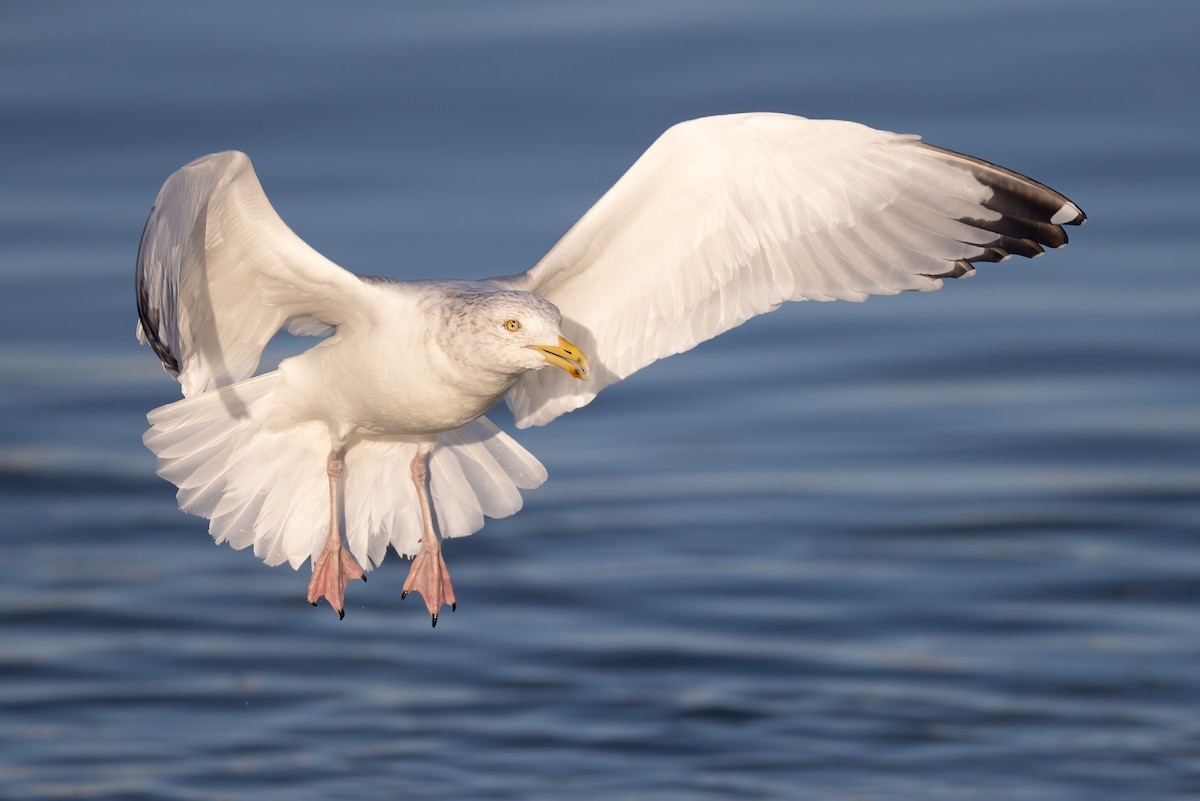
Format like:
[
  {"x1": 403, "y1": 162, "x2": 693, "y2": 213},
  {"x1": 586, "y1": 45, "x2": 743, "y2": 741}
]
[
  {"x1": 135, "y1": 192, "x2": 184, "y2": 378},
  {"x1": 918, "y1": 142, "x2": 1086, "y2": 280}
]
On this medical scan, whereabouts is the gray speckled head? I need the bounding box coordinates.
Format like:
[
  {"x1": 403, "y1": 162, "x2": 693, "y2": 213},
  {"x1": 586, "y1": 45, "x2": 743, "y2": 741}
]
[{"x1": 420, "y1": 283, "x2": 568, "y2": 379}]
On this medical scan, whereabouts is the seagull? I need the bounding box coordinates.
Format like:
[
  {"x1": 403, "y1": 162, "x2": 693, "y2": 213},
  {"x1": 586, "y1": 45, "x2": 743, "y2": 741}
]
[{"x1": 136, "y1": 113, "x2": 1085, "y2": 625}]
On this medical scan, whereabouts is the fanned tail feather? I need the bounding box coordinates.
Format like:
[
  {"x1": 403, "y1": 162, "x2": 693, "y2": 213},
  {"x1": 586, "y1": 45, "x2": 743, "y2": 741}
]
[
  {"x1": 145, "y1": 373, "x2": 547, "y2": 570},
  {"x1": 144, "y1": 373, "x2": 329, "y2": 568},
  {"x1": 345, "y1": 417, "x2": 548, "y2": 565},
  {"x1": 431, "y1": 416, "x2": 548, "y2": 542}
]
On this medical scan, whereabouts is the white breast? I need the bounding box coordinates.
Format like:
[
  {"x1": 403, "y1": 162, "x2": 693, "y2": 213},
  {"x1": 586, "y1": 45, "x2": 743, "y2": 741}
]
[{"x1": 264, "y1": 288, "x2": 515, "y2": 440}]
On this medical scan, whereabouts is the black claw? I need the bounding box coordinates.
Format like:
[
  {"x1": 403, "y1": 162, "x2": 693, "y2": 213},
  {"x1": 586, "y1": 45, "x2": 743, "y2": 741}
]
[
  {"x1": 451, "y1": 602, "x2": 457, "y2": 612},
  {"x1": 431, "y1": 614, "x2": 438, "y2": 628},
  {"x1": 361, "y1": 575, "x2": 368, "y2": 583},
  {"x1": 401, "y1": 590, "x2": 408, "y2": 601},
  {"x1": 310, "y1": 601, "x2": 318, "y2": 607},
  {"x1": 338, "y1": 608, "x2": 345, "y2": 621}
]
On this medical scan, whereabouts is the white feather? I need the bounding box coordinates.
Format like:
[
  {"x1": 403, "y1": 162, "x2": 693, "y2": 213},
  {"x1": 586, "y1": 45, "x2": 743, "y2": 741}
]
[
  {"x1": 145, "y1": 372, "x2": 546, "y2": 569},
  {"x1": 135, "y1": 151, "x2": 374, "y2": 397},
  {"x1": 500, "y1": 113, "x2": 1080, "y2": 428}
]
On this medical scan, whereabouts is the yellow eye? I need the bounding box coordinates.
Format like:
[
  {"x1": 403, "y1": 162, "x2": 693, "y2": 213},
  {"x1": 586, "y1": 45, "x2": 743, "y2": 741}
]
[{"x1": 504, "y1": 319, "x2": 521, "y2": 332}]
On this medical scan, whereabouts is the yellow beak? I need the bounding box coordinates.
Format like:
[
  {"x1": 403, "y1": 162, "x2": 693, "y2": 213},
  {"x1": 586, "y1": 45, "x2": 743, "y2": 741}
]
[{"x1": 529, "y1": 336, "x2": 589, "y2": 381}]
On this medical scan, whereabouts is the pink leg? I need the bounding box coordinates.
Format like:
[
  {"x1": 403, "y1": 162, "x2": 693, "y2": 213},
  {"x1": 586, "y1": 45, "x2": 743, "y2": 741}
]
[
  {"x1": 306, "y1": 451, "x2": 366, "y2": 619},
  {"x1": 401, "y1": 449, "x2": 457, "y2": 627}
]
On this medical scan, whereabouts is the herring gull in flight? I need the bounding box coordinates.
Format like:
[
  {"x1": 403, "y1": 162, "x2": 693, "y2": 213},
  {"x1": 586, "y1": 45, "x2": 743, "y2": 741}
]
[{"x1": 135, "y1": 113, "x2": 1085, "y2": 624}]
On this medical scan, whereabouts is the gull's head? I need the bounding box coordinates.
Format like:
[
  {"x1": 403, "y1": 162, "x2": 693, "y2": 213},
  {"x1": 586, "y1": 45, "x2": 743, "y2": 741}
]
[{"x1": 462, "y1": 290, "x2": 589, "y2": 381}]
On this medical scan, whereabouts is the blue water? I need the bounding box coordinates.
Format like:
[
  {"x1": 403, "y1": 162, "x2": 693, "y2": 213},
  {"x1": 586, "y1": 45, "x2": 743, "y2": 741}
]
[{"x1": 2, "y1": 1, "x2": 1199, "y2": 798}]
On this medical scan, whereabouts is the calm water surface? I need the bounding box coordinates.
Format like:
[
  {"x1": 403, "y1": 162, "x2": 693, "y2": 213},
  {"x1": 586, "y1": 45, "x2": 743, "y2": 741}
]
[{"x1": 2, "y1": 2, "x2": 1199, "y2": 799}]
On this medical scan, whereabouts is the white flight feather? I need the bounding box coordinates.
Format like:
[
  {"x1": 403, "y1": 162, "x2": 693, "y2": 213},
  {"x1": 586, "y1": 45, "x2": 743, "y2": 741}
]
[
  {"x1": 135, "y1": 151, "x2": 373, "y2": 397},
  {"x1": 501, "y1": 113, "x2": 1031, "y2": 428}
]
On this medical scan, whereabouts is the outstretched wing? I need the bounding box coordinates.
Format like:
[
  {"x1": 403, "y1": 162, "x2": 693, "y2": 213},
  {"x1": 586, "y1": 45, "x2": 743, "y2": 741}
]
[
  {"x1": 136, "y1": 151, "x2": 376, "y2": 397},
  {"x1": 500, "y1": 113, "x2": 1085, "y2": 428}
]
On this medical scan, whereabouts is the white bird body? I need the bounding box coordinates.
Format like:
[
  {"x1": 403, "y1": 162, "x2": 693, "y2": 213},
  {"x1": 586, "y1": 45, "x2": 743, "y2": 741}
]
[
  {"x1": 265, "y1": 282, "x2": 543, "y2": 439},
  {"x1": 135, "y1": 113, "x2": 1084, "y2": 622}
]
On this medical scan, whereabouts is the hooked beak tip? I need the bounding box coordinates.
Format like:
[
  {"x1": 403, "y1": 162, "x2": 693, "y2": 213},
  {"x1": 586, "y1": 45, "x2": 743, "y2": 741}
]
[{"x1": 531, "y1": 336, "x2": 589, "y2": 381}]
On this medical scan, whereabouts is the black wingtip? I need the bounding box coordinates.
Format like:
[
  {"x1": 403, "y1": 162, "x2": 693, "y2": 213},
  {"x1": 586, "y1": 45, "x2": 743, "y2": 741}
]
[
  {"x1": 924, "y1": 260, "x2": 976, "y2": 280},
  {"x1": 134, "y1": 205, "x2": 183, "y2": 377},
  {"x1": 916, "y1": 142, "x2": 1086, "y2": 279}
]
